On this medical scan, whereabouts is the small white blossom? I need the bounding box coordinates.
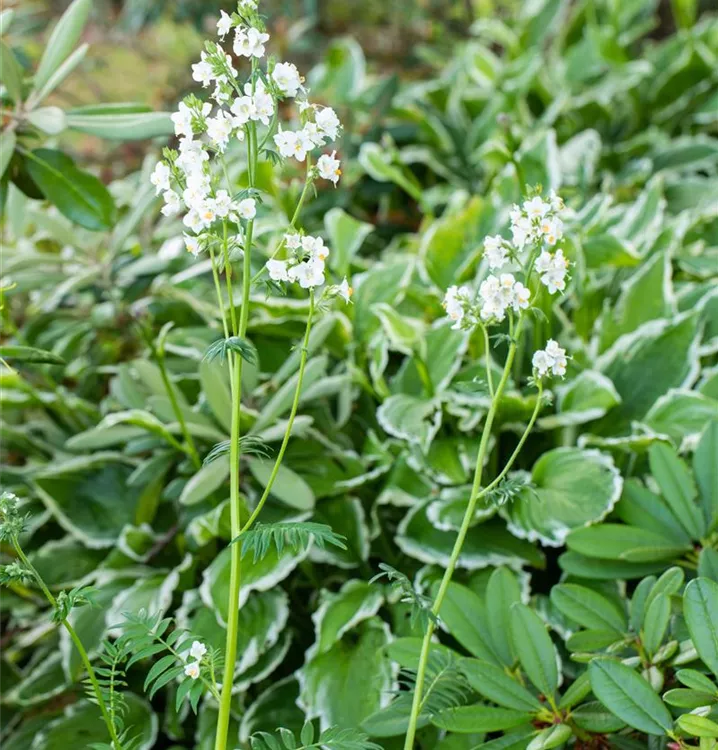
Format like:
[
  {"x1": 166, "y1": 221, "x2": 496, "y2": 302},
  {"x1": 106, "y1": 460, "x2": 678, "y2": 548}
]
[
  {"x1": 524, "y1": 196, "x2": 550, "y2": 219},
  {"x1": 251, "y1": 86, "x2": 274, "y2": 125},
  {"x1": 290, "y1": 258, "x2": 325, "y2": 288},
  {"x1": 272, "y1": 62, "x2": 302, "y2": 97},
  {"x1": 317, "y1": 151, "x2": 341, "y2": 185},
  {"x1": 151, "y1": 162, "x2": 171, "y2": 195},
  {"x1": 230, "y1": 95, "x2": 255, "y2": 126},
  {"x1": 535, "y1": 249, "x2": 569, "y2": 294},
  {"x1": 184, "y1": 233, "x2": 202, "y2": 257},
  {"x1": 315, "y1": 107, "x2": 340, "y2": 141},
  {"x1": 161, "y1": 190, "x2": 180, "y2": 217},
  {"x1": 217, "y1": 10, "x2": 233, "y2": 39},
  {"x1": 533, "y1": 339, "x2": 568, "y2": 378},
  {"x1": 234, "y1": 26, "x2": 269, "y2": 59},
  {"x1": 189, "y1": 641, "x2": 207, "y2": 661},
  {"x1": 267, "y1": 259, "x2": 289, "y2": 281},
  {"x1": 184, "y1": 662, "x2": 201, "y2": 680},
  {"x1": 443, "y1": 285, "x2": 473, "y2": 330},
  {"x1": 237, "y1": 198, "x2": 256, "y2": 220},
  {"x1": 273, "y1": 128, "x2": 296, "y2": 159},
  {"x1": 171, "y1": 102, "x2": 193, "y2": 137},
  {"x1": 337, "y1": 277, "x2": 353, "y2": 303},
  {"x1": 206, "y1": 110, "x2": 234, "y2": 152},
  {"x1": 213, "y1": 190, "x2": 233, "y2": 218},
  {"x1": 285, "y1": 233, "x2": 301, "y2": 250},
  {"x1": 192, "y1": 52, "x2": 214, "y2": 88},
  {"x1": 484, "y1": 235, "x2": 509, "y2": 270}
]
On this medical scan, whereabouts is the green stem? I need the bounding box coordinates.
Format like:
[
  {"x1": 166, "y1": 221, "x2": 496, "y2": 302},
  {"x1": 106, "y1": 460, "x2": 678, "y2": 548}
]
[
  {"x1": 214, "y1": 120, "x2": 258, "y2": 750},
  {"x1": 403, "y1": 320, "x2": 527, "y2": 750},
  {"x1": 14, "y1": 541, "x2": 122, "y2": 750},
  {"x1": 240, "y1": 291, "x2": 315, "y2": 535},
  {"x1": 481, "y1": 324, "x2": 494, "y2": 396},
  {"x1": 155, "y1": 352, "x2": 201, "y2": 469}
]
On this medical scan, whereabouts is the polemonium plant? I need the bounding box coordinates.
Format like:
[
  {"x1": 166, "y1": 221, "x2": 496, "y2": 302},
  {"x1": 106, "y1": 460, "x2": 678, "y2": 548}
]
[
  {"x1": 403, "y1": 189, "x2": 571, "y2": 750},
  {"x1": 148, "y1": 3, "x2": 351, "y2": 749}
]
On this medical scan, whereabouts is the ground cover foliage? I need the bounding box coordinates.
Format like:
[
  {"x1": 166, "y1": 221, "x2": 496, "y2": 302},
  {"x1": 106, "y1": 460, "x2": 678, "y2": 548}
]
[{"x1": 2, "y1": 0, "x2": 718, "y2": 748}]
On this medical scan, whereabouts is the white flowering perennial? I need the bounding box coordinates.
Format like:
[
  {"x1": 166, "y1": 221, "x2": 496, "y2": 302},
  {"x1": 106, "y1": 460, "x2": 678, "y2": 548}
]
[
  {"x1": 510, "y1": 190, "x2": 565, "y2": 250},
  {"x1": 150, "y1": 1, "x2": 344, "y2": 262},
  {"x1": 532, "y1": 339, "x2": 568, "y2": 378}
]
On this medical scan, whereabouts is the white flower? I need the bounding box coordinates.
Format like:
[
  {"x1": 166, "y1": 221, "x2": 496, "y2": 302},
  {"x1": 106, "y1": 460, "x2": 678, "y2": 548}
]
[
  {"x1": 213, "y1": 190, "x2": 233, "y2": 218},
  {"x1": 272, "y1": 62, "x2": 302, "y2": 97},
  {"x1": 308, "y1": 236, "x2": 329, "y2": 262},
  {"x1": 539, "y1": 216, "x2": 563, "y2": 246},
  {"x1": 192, "y1": 52, "x2": 214, "y2": 87},
  {"x1": 524, "y1": 196, "x2": 549, "y2": 219},
  {"x1": 297, "y1": 98, "x2": 312, "y2": 113},
  {"x1": 443, "y1": 285, "x2": 472, "y2": 329},
  {"x1": 161, "y1": 190, "x2": 180, "y2": 216},
  {"x1": 206, "y1": 110, "x2": 234, "y2": 152},
  {"x1": 189, "y1": 641, "x2": 207, "y2": 661},
  {"x1": 273, "y1": 128, "x2": 297, "y2": 159},
  {"x1": 479, "y1": 275, "x2": 505, "y2": 321},
  {"x1": 301, "y1": 122, "x2": 325, "y2": 148},
  {"x1": 511, "y1": 213, "x2": 533, "y2": 250},
  {"x1": 484, "y1": 235, "x2": 508, "y2": 270},
  {"x1": 150, "y1": 162, "x2": 171, "y2": 195},
  {"x1": 533, "y1": 339, "x2": 568, "y2": 378},
  {"x1": 290, "y1": 258, "x2": 325, "y2": 288},
  {"x1": 197, "y1": 200, "x2": 218, "y2": 228},
  {"x1": 184, "y1": 233, "x2": 202, "y2": 257},
  {"x1": 337, "y1": 277, "x2": 353, "y2": 303},
  {"x1": 230, "y1": 95, "x2": 255, "y2": 126},
  {"x1": 536, "y1": 249, "x2": 569, "y2": 295},
  {"x1": 176, "y1": 138, "x2": 209, "y2": 176},
  {"x1": 251, "y1": 87, "x2": 274, "y2": 125},
  {"x1": 184, "y1": 662, "x2": 201, "y2": 680},
  {"x1": 234, "y1": 26, "x2": 269, "y2": 59},
  {"x1": 211, "y1": 75, "x2": 231, "y2": 105},
  {"x1": 315, "y1": 107, "x2": 340, "y2": 141},
  {"x1": 317, "y1": 151, "x2": 341, "y2": 184},
  {"x1": 267, "y1": 259, "x2": 289, "y2": 281},
  {"x1": 512, "y1": 281, "x2": 530, "y2": 310},
  {"x1": 548, "y1": 189, "x2": 564, "y2": 212},
  {"x1": 217, "y1": 10, "x2": 233, "y2": 39},
  {"x1": 285, "y1": 233, "x2": 301, "y2": 250},
  {"x1": 183, "y1": 209, "x2": 203, "y2": 234},
  {"x1": 237, "y1": 198, "x2": 256, "y2": 220},
  {"x1": 171, "y1": 102, "x2": 193, "y2": 137}
]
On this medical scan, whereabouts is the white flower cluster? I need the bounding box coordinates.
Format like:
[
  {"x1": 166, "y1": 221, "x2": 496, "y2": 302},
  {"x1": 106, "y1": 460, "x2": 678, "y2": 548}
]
[
  {"x1": 150, "y1": 5, "x2": 343, "y2": 259},
  {"x1": 183, "y1": 640, "x2": 207, "y2": 680},
  {"x1": 442, "y1": 273, "x2": 529, "y2": 329},
  {"x1": 532, "y1": 339, "x2": 568, "y2": 378},
  {"x1": 510, "y1": 192, "x2": 564, "y2": 250},
  {"x1": 535, "y1": 248, "x2": 569, "y2": 294}
]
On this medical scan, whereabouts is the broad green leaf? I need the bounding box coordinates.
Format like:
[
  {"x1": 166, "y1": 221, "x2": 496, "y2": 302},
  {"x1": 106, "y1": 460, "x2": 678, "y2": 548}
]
[
  {"x1": 247, "y1": 458, "x2": 315, "y2": 511},
  {"x1": 439, "y1": 584, "x2": 502, "y2": 664},
  {"x1": 460, "y1": 659, "x2": 543, "y2": 712},
  {"x1": 642, "y1": 593, "x2": 670, "y2": 656},
  {"x1": 4, "y1": 652, "x2": 68, "y2": 706},
  {"x1": 179, "y1": 459, "x2": 230, "y2": 506},
  {"x1": 588, "y1": 659, "x2": 672, "y2": 735},
  {"x1": 676, "y1": 714, "x2": 718, "y2": 738},
  {"x1": 432, "y1": 705, "x2": 533, "y2": 733},
  {"x1": 526, "y1": 724, "x2": 572, "y2": 750},
  {"x1": 571, "y1": 702, "x2": 626, "y2": 733},
  {"x1": 31, "y1": 43, "x2": 88, "y2": 104},
  {"x1": 583, "y1": 233, "x2": 640, "y2": 270},
  {"x1": 0, "y1": 128, "x2": 15, "y2": 177},
  {"x1": 373, "y1": 303, "x2": 423, "y2": 356},
  {"x1": 559, "y1": 550, "x2": 667, "y2": 580},
  {"x1": 299, "y1": 618, "x2": 392, "y2": 729},
  {"x1": 0, "y1": 344, "x2": 65, "y2": 365},
  {"x1": 27, "y1": 107, "x2": 66, "y2": 135},
  {"x1": 33, "y1": 0, "x2": 92, "y2": 93},
  {"x1": 649, "y1": 443, "x2": 705, "y2": 539},
  {"x1": 377, "y1": 394, "x2": 441, "y2": 453},
  {"x1": 0, "y1": 40, "x2": 22, "y2": 101},
  {"x1": 566, "y1": 524, "x2": 690, "y2": 563},
  {"x1": 675, "y1": 669, "x2": 718, "y2": 692},
  {"x1": 663, "y1": 688, "x2": 718, "y2": 708},
  {"x1": 699, "y1": 548, "x2": 718, "y2": 582},
  {"x1": 509, "y1": 603, "x2": 558, "y2": 698},
  {"x1": 502, "y1": 448, "x2": 622, "y2": 546},
  {"x1": 683, "y1": 578, "x2": 718, "y2": 678},
  {"x1": 485, "y1": 567, "x2": 522, "y2": 665},
  {"x1": 539, "y1": 370, "x2": 620, "y2": 429},
  {"x1": 24, "y1": 148, "x2": 115, "y2": 231},
  {"x1": 567, "y1": 629, "x2": 623, "y2": 651},
  {"x1": 66, "y1": 110, "x2": 174, "y2": 140},
  {"x1": 324, "y1": 207, "x2": 373, "y2": 276},
  {"x1": 645, "y1": 389, "x2": 718, "y2": 444},
  {"x1": 550, "y1": 583, "x2": 627, "y2": 633},
  {"x1": 694, "y1": 420, "x2": 718, "y2": 529}
]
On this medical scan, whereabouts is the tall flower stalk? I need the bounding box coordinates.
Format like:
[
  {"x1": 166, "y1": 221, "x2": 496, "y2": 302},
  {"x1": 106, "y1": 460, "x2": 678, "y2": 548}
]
[
  {"x1": 149, "y1": 4, "x2": 350, "y2": 748},
  {"x1": 403, "y1": 191, "x2": 570, "y2": 749}
]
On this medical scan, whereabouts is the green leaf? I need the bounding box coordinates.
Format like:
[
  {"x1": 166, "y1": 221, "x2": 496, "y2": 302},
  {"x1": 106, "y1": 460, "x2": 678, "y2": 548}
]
[
  {"x1": 583, "y1": 233, "x2": 640, "y2": 270},
  {"x1": 0, "y1": 128, "x2": 15, "y2": 177},
  {"x1": 65, "y1": 110, "x2": 174, "y2": 140},
  {"x1": 238, "y1": 522, "x2": 347, "y2": 563},
  {"x1": 27, "y1": 107, "x2": 66, "y2": 135},
  {"x1": 694, "y1": 420, "x2": 718, "y2": 529},
  {"x1": 588, "y1": 659, "x2": 672, "y2": 735},
  {"x1": 179, "y1": 459, "x2": 230, "y2": 506},
  {"x1": 526, "y1": 724, "x2": 572, "y2": 750},
  {"x1": 460, "y1": 659, "x2": 543, "y2": 712},
  {"x1": 431, "y1": 705, "x2": 533, "y2": 733},
  {"x1": 324, "y1": 207, "x2": 374, "y2": 277},
  {"x1": 439, "y1": 584, "x2": 502, "y2": 664},
  {"x1": 0, "y1": 40, "x2": 22, "y2": 102},
  {"x1": 699, "y1": 548, "x2": 718, "y2": 582},
  {"x1": 31, "y1": 43, "x2": 88, "y2": 104},
  {"x1": 676, "y1": 714, "x2": 718, "y2": 738},
  {"x1": 0, "y1": 344, "x2": 65, "y2": 365},
  {"x1": 683, "y1": 578, "x2": 718, "y2": 678},
  {"x1": 23, "y1": 148, "x2": 115, "y2": 231},
  {"x1": 550, "y1": 583, "x2": 627, "y2": 633},
  {"x1": 485, "y1": 568, "x2": 523, "y2": 666},
  {"x1": 33, "y1": 0, "x2": 92, "y2": 93},
  {"x1": 642, "y1": 593, "x2": 671, "y2": 657},
  {"x1": 566, "y1": 524, "x2": 690, "y2": 562},
  {"x1": 502, "y1": 448, "x2": 622, "y2": 546},
  {"x1": 644, "y1": 389, "x2": 718, "y2": 444},
  {"x1": 247, "y1": 458, "x2": 315, "y2": 511},
  {"x1": 204, "y1": 335, "x2": 258, "y2": 365},
  {"x1": 649, "y1": 443, "x2": 705, "y2": 539},
  {"x1": 372, "y1": 303, "x2": 424, "y2": 356},
  {"x1": 663, "y1": 688, "x2": 718, "y2": 708},
  {"x1": 509, "y1": 603, "x2": 558, "y2": 699},
  {"x1": 675, "y1": 669, "x2": 718, "y2": 693}
]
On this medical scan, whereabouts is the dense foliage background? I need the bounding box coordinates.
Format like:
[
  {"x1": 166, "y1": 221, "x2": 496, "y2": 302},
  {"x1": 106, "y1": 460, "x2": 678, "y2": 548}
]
[{"x1": 2, "y1": 0, "x2": 718, "y2": 748}]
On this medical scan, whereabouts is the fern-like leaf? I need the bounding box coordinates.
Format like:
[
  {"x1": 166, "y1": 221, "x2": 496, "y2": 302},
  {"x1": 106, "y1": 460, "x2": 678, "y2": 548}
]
[
  {"x1": 370, "y1": 563, "x2": 438, "y2": 631},
  {"x1": 204, "y1": 336, "x2": 257, "y2": 365},
  {"x1": 250, "y1": 722, "x2": 381, "y2": 750},
  {"x1": 236, "y1": 522, "x2": 347, "y2": 562},
  {"x1": 203, "y1": 435, "x2": 271, "y2": 465},
  {"x1": 483, "y1": 474, "x2": 538, "y2": 509}
]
